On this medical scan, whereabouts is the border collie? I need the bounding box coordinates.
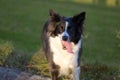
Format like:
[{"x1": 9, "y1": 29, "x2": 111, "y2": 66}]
[{"x1": 41, "y1": 9, "x2": 86, "y2": 80}]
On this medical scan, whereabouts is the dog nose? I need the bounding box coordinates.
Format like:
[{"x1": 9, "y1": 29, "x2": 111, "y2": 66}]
[{"x1": 62, "y1": 36, "x2": 68, "y2": 41}]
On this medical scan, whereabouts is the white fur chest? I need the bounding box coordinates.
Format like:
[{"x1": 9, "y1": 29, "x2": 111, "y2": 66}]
[{"x1": 49, "y1": 36, "x2": 81, "y2": 76}]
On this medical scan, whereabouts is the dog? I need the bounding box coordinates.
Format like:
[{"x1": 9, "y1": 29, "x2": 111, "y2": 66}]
[{"x1": 41, "y1": 9, "x2": 86, "y2": 80}]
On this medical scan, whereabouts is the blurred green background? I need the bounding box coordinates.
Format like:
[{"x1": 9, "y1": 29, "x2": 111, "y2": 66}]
[{"x1": 0, "y1": 0, "x2": 120, "y2": 79}]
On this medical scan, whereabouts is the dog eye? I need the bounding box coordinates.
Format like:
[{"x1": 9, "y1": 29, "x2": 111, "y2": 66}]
[
  {"x1": 67, "y1": 26, "x2": 72, "y2": 30},
  {"x1": 61, "y1": 26, "x2": 64, "y2": 30}
]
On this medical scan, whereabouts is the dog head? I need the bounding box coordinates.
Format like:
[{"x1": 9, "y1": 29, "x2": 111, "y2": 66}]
[
  {"x1": 46, "y1": 9, "x2": 86, "y2": 53},
  {"x1": 47, "y1": 9, "x2": 86, "y2": 44}
]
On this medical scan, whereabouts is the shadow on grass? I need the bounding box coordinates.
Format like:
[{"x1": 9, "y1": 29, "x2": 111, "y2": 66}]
[
  {"x1": 81, "y1": 64, "x2": 120, "y2": 80},
  {"x1": 0, "y1": 41, "x2": 50, "y2": 80},
  {"x1": 19, "y1": 49, "x2": 120, "y2": 80}
]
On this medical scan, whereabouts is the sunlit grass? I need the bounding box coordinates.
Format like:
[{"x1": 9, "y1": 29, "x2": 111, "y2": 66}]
[
  {"x1": 74, "y1": 0, "x2": 93, "y2": 4},
  {"x1": 0, "y1": 40, "x2": 14, "y2": 65},
  {"x1": 66, "y1": 0, "x2": 120, "y2": 7}
]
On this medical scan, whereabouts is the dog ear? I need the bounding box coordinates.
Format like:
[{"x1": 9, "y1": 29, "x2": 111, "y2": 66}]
[
  {"x1": 49, "y1": 9, "x2": 60, "y2": 22},
  {"x1": 72, "y1": 12, "x2": 86, "y2": 24}
]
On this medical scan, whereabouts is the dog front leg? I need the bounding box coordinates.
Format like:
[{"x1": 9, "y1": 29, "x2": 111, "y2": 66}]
[
  {"x1": 50, "y1": 62, "x2": 62, "y2": 80},
  {"x1": 74, "y1": 66, "x2": 80, "y2": 80},
  {"x1": 51, "y1": 70, "x2": 62, "y2": 80}
]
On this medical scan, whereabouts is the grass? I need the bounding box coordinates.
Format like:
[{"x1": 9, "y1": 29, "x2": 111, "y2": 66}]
[{"x1": 0, "y1": 0, "x2": 120, "y2": 79}]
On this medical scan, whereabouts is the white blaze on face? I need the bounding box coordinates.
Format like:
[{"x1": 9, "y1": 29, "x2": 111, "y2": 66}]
[
  {"x1": 61, "y1": 21, "x2": 73, "y2": 53},
  {"x1": 65, "y1": 21, "x2": 69, "y2": 30},
  {"x1": 61, "y1": 21, "x2": 69, "y2": 40}
]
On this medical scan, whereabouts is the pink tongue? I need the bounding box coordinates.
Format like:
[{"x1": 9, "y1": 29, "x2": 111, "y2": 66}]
[{"x1": 61, "y1": 40, "x2": 73, "y2": 53}]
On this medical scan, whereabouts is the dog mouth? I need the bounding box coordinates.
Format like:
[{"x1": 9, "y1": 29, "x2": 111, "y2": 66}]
[{"x1": 61, "y1": 40, "x2": 73, "y2": 53}]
